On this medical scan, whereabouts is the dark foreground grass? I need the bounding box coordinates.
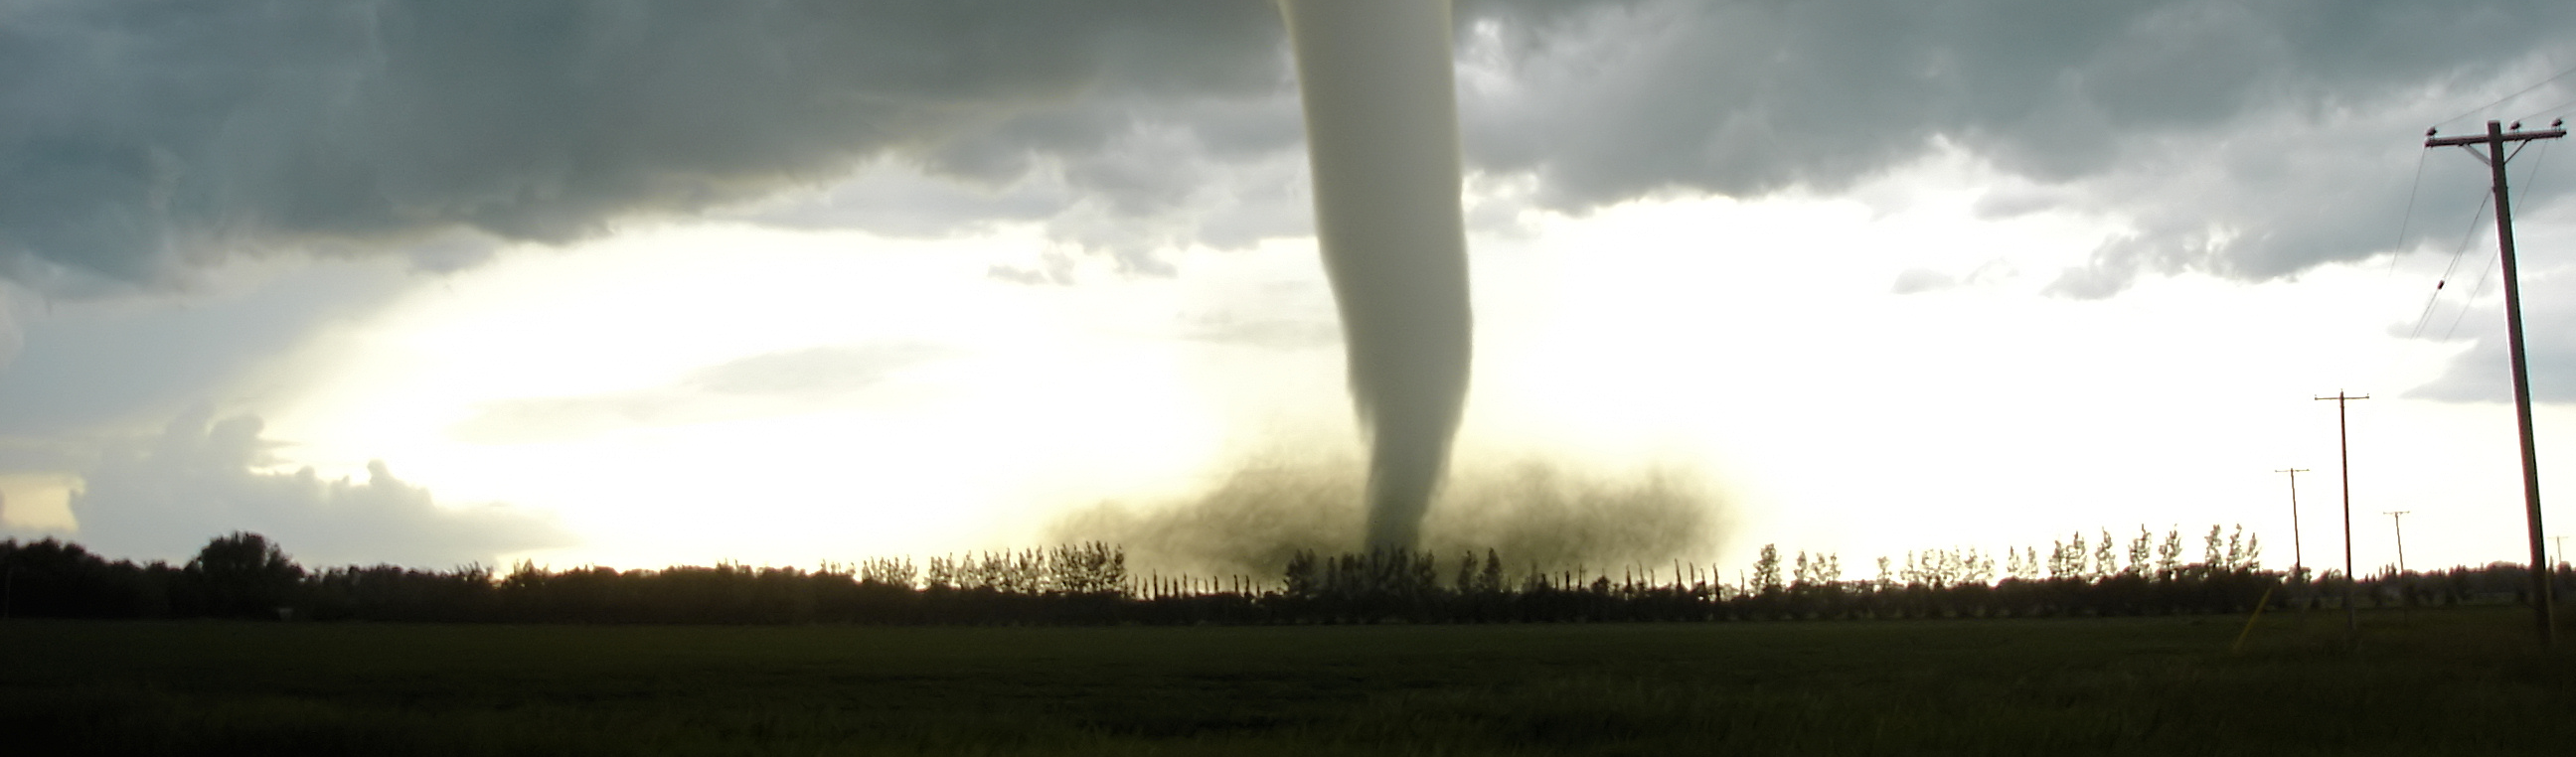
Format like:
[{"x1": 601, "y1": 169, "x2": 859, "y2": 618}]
[{"x1": 4, "y1": 607, "x2": 2570, "y2": 755}]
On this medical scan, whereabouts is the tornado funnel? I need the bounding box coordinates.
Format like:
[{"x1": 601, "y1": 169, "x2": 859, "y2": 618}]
[{"x1": 1278, "y1": 0, "x2": 1473, "y2": 551}]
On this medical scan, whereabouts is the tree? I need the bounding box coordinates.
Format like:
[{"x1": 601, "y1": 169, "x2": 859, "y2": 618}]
[
  {"x1": 1752, "y1": 544, "x2": 1783, "y2": 595},
  {"x1": 1283, "y1": 549, "x2": 1319, "y2": 598},
  {"x1": 2127, "y1": 527, "x2": 2153, "y2": 577},
  {"x1": 859, "y1": 556, "x2": 917, "y2": 589},
  {"x1": 924, "y1": 555, "x2": 961, "y2": 590},
  {"x1": 2157, "y1": 528, "x2": 2184, "y2": 579},
  {"x1": 2093, "y1": 530, "x2": 2117, "y2": 582},
  {"x1": 186, "y1": 531, "x2": 303, "y2": 618},
  {"x1": 1959, "y1": 548, "x2": 1994, "y2": 585},
  {"x1": 2201, "y1": 526, "x2": 2225, "y2": 576},
  {"x1": 2224, "y1": 526, "x2": 2261, "y2": 572}
]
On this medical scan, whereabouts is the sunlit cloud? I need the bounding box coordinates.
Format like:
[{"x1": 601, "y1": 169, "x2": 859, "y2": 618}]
[{"x1": 64, "y1": 407, "x2": 570, "y2": 568}]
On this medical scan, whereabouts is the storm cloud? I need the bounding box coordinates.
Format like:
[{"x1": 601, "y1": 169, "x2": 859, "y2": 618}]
[
  {"x1": 1454, "y1": 0, "x2": 2576, "y2": 294},
  {"x1": 9, "y1": 0, "x2": 2570, "y2": 298},
  {"x1": 0, "y1": 0, "x2": 1285, "y2": 290}
]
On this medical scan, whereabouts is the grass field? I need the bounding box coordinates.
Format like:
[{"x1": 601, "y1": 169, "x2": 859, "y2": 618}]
[{"x1": 4, "y1": 607, "x2": 2570, "y2": 755}]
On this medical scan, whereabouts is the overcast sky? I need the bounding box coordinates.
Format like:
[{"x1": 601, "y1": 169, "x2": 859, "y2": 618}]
[{"x1": 6, "y1": 0, "x2": 2576, "y2": 578}]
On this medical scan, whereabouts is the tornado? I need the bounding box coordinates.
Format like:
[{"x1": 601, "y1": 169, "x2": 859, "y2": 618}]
[{"x1": 1277, "y1": 0, "x2": 1473, "y2": 551}]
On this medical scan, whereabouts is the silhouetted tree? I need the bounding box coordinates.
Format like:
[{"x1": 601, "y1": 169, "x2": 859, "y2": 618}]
[
  {"x1": 1752, "y1": 544, "x2": 1783, "y2": 596},
  {"x1": 2200, "y1": 526, "x2": 2225, "y2": 578},
  {"x1": 0, "y1": 538, "x2": 171, "y2": 618},
  {"x1": 858, "y1": 556, "x2": 917, "y2": 588},
  {"x1": 2127, "y1": 527, "x2": 2153, "y2": 577},
  {"x1": 185, "y1": 531, "x2": 303, "y2": 618},
  {"x1": 2157, "y1": 528, "x2": 2184, "y2": 579},
  {"x1": 2093, "y1": 530, "x2": 2116, "y2": 582}
]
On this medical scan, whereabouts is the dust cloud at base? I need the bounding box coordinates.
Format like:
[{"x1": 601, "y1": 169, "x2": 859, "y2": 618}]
[{"x1": 1047, "y1": 454, "x2": 1728, "y2": 580}]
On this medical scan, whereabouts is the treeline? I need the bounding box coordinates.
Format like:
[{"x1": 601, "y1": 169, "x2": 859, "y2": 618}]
[
  {"x1": 0, "y1": 534, "x2": 1140, "y2": 625},
  {"x1": 4, "y1": 530, "x2": 2571, "y2": 625}
]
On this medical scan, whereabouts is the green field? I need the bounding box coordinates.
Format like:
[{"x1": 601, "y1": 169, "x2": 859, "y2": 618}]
[{"x1": 4, "y1": 608, "x2": 2570, "y2": 755}]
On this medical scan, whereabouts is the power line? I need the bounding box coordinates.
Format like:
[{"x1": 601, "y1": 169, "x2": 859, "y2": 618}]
[
  {"x1": 2513, "y1": 138, "x2": 2555, "y2": 207},
  {"x1": 2421, "y1": 132, "x2": 2544, "y2": 340},
  {"x1": 2410, "y1": 190, "x2": 2492, "y2": 339},
  {"x1": 2437, "y1": 140, "x2": 2555, "y2": 342},
  {"x1": 2438, "y1": 63, "x2": 2576, "y2": 128},
  {"x1": 2518, "y1": 94, "x2": 2576, "y2": 125},
  {"x1": 2384, "y1": 149, "x2": 2431, "y2": 276},
  {"x1": 2440, "y1": 243, "x2": 2501, "y2": 342}
]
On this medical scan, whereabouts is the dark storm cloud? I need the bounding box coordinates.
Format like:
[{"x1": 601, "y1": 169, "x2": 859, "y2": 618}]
[
  {"x1": 449, "y1": 343, "x2": 950, "y2": 444},
  {"x1": 1466, "y1": 0, "x2": 2569, "y2": 199},
  {"x1": 5, "y1": 0, "x2": 2570, "y2": 298},
  {"x1": 0, "y1": 0, "x2": 1283, "y2": 291},
  {"x1": 1457, "y1": 0, "x2": 2576, "y2": 293},
  {"x1": 66, "y1": 407, "x2": 571, "y2": 568}
]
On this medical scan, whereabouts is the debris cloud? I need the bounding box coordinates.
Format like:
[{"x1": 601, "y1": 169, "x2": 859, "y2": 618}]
[{"x1": 1050, "y1": 453, "x2": 1723, "y2": 580}]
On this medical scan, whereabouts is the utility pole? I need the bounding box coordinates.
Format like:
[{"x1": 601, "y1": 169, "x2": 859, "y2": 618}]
[
  {"x1": 2316, "y1": 391, "x2": 2368, "y2": 642},
  {"x1": 2385, "y1": 510, "x2": 2416, "y2": 624},
  {"x1": 2277, "y1": 468, "x2": 2311, "y2": 580},
  {"x1": 2383, "y1": 511, "x2": 2413, "y2": 575},
  {"x1": 2427, "y1": 118, "x2": 2567, "y2": 646}
]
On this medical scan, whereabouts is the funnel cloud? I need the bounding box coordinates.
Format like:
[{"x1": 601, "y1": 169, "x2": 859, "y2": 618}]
[{"x1": 1279, "y1": 0, "x2": 1474, "y2": 551}]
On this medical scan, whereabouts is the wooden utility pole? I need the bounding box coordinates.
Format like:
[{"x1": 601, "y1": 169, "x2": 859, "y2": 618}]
[
  {"x1": 2383, "y1": 511, "x2": 2413, "y2": 575},
  {"x1": 2316, "y1": 391, "x2": 2368, "y2": 642},
  {"x1": 2277, "y1": 468, "x2": 2312, "y2": 580},
  {"x1": 2426, "y1": 118, "x2": 2567, "y2": 646},
  {"x1": 2385, "y1": 510, "x2": 2416, "y2": 625}
]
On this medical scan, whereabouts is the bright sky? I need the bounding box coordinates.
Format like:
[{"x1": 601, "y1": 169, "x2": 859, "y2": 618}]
[{"x1": 6, "y1": 1, "x2": 2576, "y2": 579}]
